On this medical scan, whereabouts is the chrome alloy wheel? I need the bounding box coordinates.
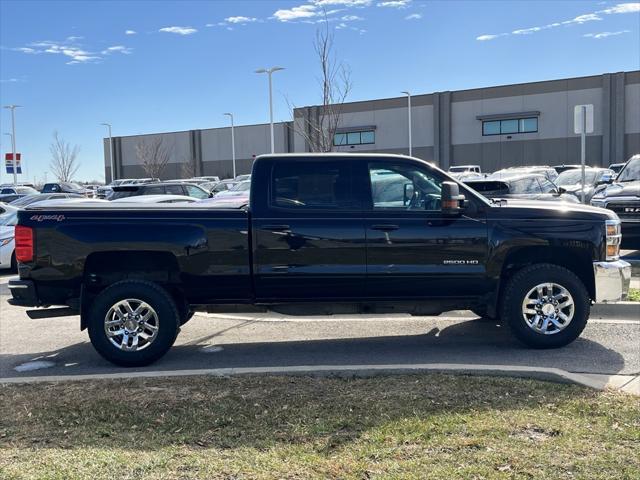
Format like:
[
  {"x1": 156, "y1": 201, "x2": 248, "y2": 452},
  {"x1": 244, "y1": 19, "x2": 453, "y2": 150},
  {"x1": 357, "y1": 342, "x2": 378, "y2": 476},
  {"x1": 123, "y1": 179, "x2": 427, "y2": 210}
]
[
  {"x1": 521, "y1": 283, "x2": 575, "y2": 335},
  {"x1": 104, "y1": 299, "x2": 159, "y2": 351}
]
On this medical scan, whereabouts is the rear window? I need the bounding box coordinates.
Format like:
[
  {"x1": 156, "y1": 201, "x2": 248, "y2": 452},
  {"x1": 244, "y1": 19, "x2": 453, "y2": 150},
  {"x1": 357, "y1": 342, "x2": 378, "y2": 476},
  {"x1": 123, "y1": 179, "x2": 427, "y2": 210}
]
[{"x1": 271, "y1": 161, "x2": 356, "y2": 210}]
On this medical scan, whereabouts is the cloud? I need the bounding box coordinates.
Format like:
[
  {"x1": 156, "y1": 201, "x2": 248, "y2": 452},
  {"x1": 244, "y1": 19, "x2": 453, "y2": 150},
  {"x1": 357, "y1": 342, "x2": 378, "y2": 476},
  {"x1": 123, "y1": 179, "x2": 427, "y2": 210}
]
[
  {"x1": 0, "y1": 78, "x2": 24, "y2": 83},
  {"x1": 159, "y1": 26, "x2": 198, "y2": 35},
  {"x1": 377, "y1": 0, "x2": 411, "y2": 7},
  {"x1": 476, "y1": 2, "x2": 639, "y2": 41},
  {"x1": 600, "y1": 3, "x2": 640, "y2": 14},
  {"x1": 314, "y1": 0, "x2": 372, "y2": 5},
  {"x1": 584, "y1": 29, "x2": 630, "y2": 38},
  {"x1": 125, "y1": 30, "x2": 137, "y2": 35},
  {"x1": 273, "y1": 5, "x2": 319, "y2": 22},
  {"x1": 341, "y1": 14, "x2": 364, "y2": 21},
  {"x1": 405, "y1": 13, "x2": 422, "y2": 20},
  {"x1": 11, "y1": 37, "x2": 132, "y2": 65},
  {"x1": 101, "y1": 45, "x2": 133, "y2": 55},
  {"x1": 225, "y1": 16, "x2": 257, "y2": 24},
  {"x1": 476, "y1": 34, "x2": 507, "y2": 41}
]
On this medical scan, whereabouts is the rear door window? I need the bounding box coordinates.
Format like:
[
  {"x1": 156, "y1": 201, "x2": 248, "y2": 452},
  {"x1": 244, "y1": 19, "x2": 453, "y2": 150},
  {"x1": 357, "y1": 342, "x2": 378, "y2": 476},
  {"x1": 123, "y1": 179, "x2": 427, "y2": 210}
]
[
  {"x1": 271, "y1": 161, "x2": 357, "y2": 210},
  {"x1": 145, "y1": 185, "x2": 166, "y2": 195},
  {"x1": 165, "y1": 185, "x2": 184, "y2": 195}
]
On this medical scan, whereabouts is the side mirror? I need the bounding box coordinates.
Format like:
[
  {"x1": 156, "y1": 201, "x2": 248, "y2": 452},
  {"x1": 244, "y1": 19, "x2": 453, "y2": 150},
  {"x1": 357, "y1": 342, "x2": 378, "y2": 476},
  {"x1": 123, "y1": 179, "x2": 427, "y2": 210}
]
[
  {"x1": 208, "y1": 192, "x2": 214, "y2": 198},
  {"x1": 441, "y1": 181, "x2": 465, "y2": 216},
  {"x1": 556, "y1": 187, "x2": 567, "y2": 195},
  {"x1": 403, "y1": 183, "x2": 415, "y2": 206}
]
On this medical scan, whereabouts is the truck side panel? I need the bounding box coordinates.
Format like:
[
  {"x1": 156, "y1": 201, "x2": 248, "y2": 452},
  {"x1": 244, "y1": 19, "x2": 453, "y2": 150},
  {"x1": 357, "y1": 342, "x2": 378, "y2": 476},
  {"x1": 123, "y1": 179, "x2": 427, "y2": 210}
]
[{"x1": 18, "y1": 206, "x2": 252, "y2": 305}]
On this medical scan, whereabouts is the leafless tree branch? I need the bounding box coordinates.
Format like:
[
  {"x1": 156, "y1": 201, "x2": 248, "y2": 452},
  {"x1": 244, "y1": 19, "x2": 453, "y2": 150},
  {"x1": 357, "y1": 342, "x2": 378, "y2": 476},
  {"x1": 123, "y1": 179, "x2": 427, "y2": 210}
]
[
  {"x1": 49, "y1": 131, "x2": 80, "y2": 182},
  {"x1": 135, "y1": 137, "x2": 172, "y2": 179},
  {"x1": 291, "y1": 13, "x2": 352, "y2": 152}
]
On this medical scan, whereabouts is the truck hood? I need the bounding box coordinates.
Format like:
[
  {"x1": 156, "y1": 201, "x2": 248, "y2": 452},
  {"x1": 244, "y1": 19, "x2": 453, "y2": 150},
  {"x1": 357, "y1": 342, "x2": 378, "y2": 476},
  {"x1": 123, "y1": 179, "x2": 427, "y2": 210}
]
[
  {"x1": 488, "y1": 198, "x2": 617, "y2": 222},
  {"x1": 596, "y1": 180, "x2": 640, "y2": 199}
]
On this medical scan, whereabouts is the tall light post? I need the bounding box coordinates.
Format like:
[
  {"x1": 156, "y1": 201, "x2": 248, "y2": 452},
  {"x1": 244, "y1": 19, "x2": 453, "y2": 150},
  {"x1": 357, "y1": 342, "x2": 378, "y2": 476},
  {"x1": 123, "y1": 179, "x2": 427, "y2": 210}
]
[
  {"x1": 3, "y1": 104, "x2": 22, "y2": 185},
  {"x1": 223, "y1": 113, "x2": 236, "y2": 178},
  {"x1": 255, "y1": 67, "x2": 284, "y2": 154},
  {"x1": 100, "y1": 123, "x2": 115, "y2": 182},
  {"x1": 401, "y1": 91, "x2": 412, "y2": 157}
]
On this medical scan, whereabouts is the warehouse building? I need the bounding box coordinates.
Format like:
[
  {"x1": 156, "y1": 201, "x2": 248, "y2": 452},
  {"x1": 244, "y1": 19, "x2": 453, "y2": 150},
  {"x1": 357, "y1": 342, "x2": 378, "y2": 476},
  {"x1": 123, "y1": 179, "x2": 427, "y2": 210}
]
[{"x1": 104, "y1": 70, "x2": 639, "y2": 181}]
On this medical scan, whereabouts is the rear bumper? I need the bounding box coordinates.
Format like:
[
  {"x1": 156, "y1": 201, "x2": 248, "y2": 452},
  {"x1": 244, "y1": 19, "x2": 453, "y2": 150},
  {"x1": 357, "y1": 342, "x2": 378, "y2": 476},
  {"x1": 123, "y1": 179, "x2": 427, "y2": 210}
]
[
  {"x1": 7, "y1": 278, "x2": 40, "y2": 307},
  {"x1": 593, "y1": 260, "x2": 631, "y2": 303}
]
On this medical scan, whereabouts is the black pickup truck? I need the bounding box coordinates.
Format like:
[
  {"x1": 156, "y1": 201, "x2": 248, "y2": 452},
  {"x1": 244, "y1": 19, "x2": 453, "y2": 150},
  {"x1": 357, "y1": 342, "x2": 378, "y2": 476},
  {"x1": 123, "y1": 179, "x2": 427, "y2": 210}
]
[{"x1": 8, "y1": 154, "x2": 631, "y2": 366}]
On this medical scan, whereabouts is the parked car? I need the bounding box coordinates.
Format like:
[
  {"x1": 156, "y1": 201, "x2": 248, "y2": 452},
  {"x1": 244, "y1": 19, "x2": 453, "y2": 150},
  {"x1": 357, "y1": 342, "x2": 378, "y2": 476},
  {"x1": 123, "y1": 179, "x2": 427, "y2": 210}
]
[
  {"x1": 448, "y1": 165, "x2": 481, "y2": 175},
  {"x1": 211, "y1": 180, "x2": 251, "y2": 199},
  {"x1": 0, "y1": 186, "x2": 39, "y2": 203},
  {"x1": 234, "y1": 174, "x2": 251, "y2": 182},
  {"x1": 553, "y1": 164, "x2": 583, "y2": 174},
  {"x1": 8, "y1": 153, "x2": 630, "y2": 366},
  {"x1": 110, "y1": 182, "x2": 212, "y2": 200},
  {"x1": 554, "y1": 167, "x2": 614, "y2": 203},
  {"x1": 491, "y1": 166, "x2": 559, "y2": 182},
  {"x1": 464, "y1": 174, "x2": 579, "y2": 203},
  {"x1": 608, "y1": 162, "x2": 627, "y2": 176},
  {"x1": 198, "y1": 191, "x2": 250, "y2": 208},
  {"x1": 41, "y1": 182, "x2": 90, "y2": 196},
  {"x1": 111, "y1": 194, "x2": 197, "y2": 204},
  {"x1": 191, "y1": 176, "x2": 220, "y2": 182},
  {"x1": 591, "y1": 154, "x2": 640, "y2": 249},
  {"x1": 0, "y1": 205, "x2": 17, "y2": 271},
  {"x1": 10, "y1": 193, "x2": 84, "y2": 207}
]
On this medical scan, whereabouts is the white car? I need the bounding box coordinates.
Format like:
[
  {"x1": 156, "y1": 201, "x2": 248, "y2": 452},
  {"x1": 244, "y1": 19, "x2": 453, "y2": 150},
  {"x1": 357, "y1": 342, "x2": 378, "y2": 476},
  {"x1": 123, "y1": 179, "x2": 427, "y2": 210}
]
[
  {"x1": 0, "y1": 205, "x2": 18, "y2": 271},
  {"x1": 111, "y1": 194, "x2": 197, "y2": 204}
]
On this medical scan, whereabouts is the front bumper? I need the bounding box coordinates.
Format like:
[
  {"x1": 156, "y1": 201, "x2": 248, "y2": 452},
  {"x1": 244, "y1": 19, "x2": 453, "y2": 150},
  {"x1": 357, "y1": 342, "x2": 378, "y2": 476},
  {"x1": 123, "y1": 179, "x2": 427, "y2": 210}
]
[
  {"x1": 593, "y1": 260, "x2": 631, "y2": 303},
  {"x1": 7, "y1": 278, "x2": 40, "y2": 307}
]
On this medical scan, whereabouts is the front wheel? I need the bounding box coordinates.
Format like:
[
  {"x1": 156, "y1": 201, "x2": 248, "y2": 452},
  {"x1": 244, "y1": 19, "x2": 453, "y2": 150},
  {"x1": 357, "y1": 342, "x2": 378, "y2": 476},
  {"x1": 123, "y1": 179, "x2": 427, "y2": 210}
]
[
  {"x1": 500, "y1": 264, "x2": 590, "y2": 348},
  {"x1": 87, "y1": 280, "x2": 180, "y2": 367}
]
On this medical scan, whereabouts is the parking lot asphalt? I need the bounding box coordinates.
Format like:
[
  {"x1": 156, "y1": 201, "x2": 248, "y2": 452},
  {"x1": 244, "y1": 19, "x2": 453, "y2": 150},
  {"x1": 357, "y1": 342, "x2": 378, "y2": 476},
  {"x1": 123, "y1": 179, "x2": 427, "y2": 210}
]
[{"x1": 1, "y1": 273, "x2": 638, "y2": 381}]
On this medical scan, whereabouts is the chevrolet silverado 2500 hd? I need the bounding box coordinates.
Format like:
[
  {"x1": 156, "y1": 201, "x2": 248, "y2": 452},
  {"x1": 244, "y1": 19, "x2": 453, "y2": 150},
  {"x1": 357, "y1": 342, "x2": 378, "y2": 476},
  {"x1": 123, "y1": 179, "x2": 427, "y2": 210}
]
[{"x1": 8, "y1": 154, "x2": 631, "y2": 366}]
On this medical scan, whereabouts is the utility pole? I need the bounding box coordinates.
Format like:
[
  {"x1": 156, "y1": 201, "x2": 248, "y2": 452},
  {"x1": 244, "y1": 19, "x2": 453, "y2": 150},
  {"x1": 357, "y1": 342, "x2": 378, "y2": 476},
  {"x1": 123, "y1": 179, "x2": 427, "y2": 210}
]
[
  {"x1": 255, "y1": 67, "x2": 285, "y2": 154},
  {"x1": 224, "y1": 113, "x2": 236, "y2": 178},
  {"x1": 3, "y1": 105, "x2": 22, "y2": 185},
  {"x1": 401, "y1": 91, "x2": 412, "y2": 156}
]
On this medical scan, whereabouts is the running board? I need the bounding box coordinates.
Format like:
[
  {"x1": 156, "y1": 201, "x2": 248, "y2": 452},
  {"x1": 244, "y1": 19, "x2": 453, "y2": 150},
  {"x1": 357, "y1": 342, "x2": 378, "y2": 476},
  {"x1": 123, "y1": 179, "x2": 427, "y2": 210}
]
[{"x1": 26, "y1": 307, "x2": 78, "y2": 319}]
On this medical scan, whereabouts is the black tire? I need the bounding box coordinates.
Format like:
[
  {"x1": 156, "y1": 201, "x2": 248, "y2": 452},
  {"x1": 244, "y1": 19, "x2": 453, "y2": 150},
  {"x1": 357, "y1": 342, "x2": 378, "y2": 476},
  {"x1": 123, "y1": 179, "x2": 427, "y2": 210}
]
[
  {"x1": 87, "y1": 280, "x2": 180, "y2": 367},
  {"x1": 10, "y1": 252, "x2": 17, "y2": 272},
  {"x1": 500, "y1": 263, "x2": 590, "y2": 348}
]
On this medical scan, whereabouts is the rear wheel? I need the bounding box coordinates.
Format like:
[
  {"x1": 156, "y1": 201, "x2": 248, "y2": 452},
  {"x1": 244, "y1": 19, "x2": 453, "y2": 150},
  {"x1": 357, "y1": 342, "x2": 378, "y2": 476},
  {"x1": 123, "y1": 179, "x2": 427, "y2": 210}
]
[
  {"x1": 87, "y1": 280, "x2": 180, "y2": 367},
  {"x1": 10, "y1": 252, "x2": 17, "y2": 272},
  {"x1": 500, "y1": 263, "x2": 589, "y2": 348}
]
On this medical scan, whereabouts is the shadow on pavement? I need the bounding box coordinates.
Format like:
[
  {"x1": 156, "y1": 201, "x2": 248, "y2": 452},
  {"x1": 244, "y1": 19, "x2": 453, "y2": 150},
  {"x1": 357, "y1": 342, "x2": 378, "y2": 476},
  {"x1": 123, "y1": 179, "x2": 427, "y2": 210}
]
[{"x1": 0, "y1": 317, "x2": 628, "y2": 378}]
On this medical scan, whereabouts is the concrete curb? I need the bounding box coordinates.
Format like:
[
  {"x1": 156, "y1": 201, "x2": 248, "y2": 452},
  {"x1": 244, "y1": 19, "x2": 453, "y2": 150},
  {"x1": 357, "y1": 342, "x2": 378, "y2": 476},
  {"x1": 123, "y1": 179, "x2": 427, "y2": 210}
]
[
  {"x1": 591, "y1": 301, "x2": 640, "y2": 319},
  {"x1": 1, "y1": 363, "x2": 638, "y2": 395}
]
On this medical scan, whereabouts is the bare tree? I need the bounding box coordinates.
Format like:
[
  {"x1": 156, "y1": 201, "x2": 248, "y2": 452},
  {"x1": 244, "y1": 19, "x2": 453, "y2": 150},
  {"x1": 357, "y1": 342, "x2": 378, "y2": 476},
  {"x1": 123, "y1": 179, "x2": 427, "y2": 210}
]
[
  {"x1": 135, "y1": 136, "x2": 172, "y2": 179},
  {"x1": 293, "y1": 15, "x2": 353, "y2": 152},
  {"x1": 180, "y1": 156, "x2": 198, "y2": 178},
  {"x1": 49, "y1": 131, "x2": 81, "y2": 182}
]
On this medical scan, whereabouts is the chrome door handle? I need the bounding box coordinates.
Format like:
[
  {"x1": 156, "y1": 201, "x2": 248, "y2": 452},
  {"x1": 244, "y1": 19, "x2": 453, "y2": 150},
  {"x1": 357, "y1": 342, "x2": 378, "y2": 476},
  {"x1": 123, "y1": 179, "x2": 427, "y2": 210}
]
[
  {"x1": 371, "y1": 224, "x2": 399, "y2": 231},
  {"x1": 262, "y1": 224, "x2": 291, "y2": 231}
]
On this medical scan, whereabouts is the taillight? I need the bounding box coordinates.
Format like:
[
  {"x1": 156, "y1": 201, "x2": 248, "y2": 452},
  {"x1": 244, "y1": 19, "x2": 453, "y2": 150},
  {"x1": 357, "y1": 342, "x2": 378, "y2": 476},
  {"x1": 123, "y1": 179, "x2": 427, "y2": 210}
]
[{"x1": 15, "y1": 225, "x2": 34, "y2": 263}]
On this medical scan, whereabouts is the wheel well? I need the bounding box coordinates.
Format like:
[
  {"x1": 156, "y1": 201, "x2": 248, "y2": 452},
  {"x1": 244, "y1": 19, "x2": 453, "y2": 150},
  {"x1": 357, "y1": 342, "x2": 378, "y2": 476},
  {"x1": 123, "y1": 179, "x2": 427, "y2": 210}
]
[
  {"x1": 500, "y1": 246, "x2": 595, "y2": 299},
  {"x1": 80, "y1": 251, "x2": 186, "y2": 330}
]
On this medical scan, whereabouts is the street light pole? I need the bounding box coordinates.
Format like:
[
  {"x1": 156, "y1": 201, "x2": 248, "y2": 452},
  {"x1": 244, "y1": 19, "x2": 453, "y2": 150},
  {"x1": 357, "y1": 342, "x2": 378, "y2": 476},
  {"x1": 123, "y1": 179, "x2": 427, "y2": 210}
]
[
  {"x1": 100, "y1": 123, "x2": 115, "y2": 182},
  {"x1": 3, "y1": 105, "x2": 22, "y2": 185},
  {"x1": 401, "y1": 91, "x2": 412, "y2": 157},
  {"x1": 224, "y1": 113, "x2": 236, "y2": 178},
  {"x1": 255, "y1": 67, "x2": 284, "y2": 154}
]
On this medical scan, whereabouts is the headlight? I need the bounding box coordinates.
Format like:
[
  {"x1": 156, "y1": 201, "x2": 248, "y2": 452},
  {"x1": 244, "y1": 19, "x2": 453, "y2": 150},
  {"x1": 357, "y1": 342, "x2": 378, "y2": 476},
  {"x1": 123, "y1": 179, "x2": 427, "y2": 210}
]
[
  {"x1": 605, "y1": 219, "x2": 621, "y2": 261},
  {"x1": 0, "y1": 237, "x2": 13, "y2": 247}
]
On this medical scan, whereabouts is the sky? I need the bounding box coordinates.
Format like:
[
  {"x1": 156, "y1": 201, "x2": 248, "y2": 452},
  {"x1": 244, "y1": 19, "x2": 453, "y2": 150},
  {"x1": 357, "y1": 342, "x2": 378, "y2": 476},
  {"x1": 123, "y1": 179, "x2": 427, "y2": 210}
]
[{"x1": 0, "y1": 0, "x2": 639, "y2": 183}]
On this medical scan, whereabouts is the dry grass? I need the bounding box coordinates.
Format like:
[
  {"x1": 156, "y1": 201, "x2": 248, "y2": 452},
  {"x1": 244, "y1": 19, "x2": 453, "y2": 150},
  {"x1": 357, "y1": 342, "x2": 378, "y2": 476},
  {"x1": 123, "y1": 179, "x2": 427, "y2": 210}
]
[{"x1": 0, "y1": 374, "x2": 638, "y2": 479}]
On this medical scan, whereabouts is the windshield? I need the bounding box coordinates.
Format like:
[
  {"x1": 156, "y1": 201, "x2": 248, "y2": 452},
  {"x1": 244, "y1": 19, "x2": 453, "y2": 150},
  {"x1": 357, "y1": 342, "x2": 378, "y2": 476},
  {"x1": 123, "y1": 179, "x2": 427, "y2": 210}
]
[
  {"x1": 556, "y1": 170, "x2": 599, "y2": 186},
  {"x1": 616, "y1": 157, "x2": 640, "y2": 182},
  {"x1": 231, "y1": 182, "x2": 251, "y2": 192},
  {"x1": 449, "y1": 166, "x2": 469, "y2": 172}
]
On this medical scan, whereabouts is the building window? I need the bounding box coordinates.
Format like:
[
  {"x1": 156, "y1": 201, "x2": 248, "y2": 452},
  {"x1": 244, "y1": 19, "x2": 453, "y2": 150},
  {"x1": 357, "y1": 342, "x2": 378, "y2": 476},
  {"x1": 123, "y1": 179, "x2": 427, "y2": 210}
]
[
  {"x1": 334, "y1": 130, "x2": 376, "y2": 146},
  {"x1": 482, "y1": 117, "x2": 538, "y2": 136}
]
